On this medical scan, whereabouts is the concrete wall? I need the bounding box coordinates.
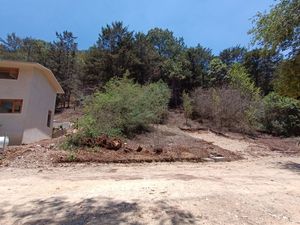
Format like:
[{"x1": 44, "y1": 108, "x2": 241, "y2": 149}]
[
  {"x1": 0, "y1": 64, "x2": 57, "y2": 145},
  {"x1": 22, "y1": 68, "x2": 57, "y2": 144}
]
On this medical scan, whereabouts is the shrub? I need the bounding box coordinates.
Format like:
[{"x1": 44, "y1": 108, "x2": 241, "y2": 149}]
[
  {"x1": 182, "y1": 91, "x2": 193, "y2": 125},
  {"x1": 191, "y1": 64, "x2": 261, "y2": 133},
  {"x1": 192, "y1": 87, "x2": 260, "y2": 133},
  {"x1": 78, "y1": 76, "x2": 171, "y2": 139},
  {"x1": 228, "y1": 63, "x2": 260, "y2": 101},
  {"x1": 261, "y1": 92, "x2": 300, "y2": 136}
]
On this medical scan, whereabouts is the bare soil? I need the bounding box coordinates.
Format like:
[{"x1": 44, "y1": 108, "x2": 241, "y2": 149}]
[
  {"x1": 1, "y1": 110, "x2": 300, "y2": 224},
  {"x1": 1, "y1": 111, "x2": 299, "y2": 168},
  {"x1": 0, "y1": 157, "x2": 300, "y2": 225}
]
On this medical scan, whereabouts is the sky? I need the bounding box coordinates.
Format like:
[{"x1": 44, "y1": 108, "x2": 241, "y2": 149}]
[{"x1": 0, "y1": 0, "x2": 274, "y2": 54}]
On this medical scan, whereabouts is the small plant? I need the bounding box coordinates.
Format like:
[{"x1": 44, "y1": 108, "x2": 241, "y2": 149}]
[
  {"x1": 261, "y1": 92, "x2": 300, "y2": 136},
  {"x1": 182, "y1": 91, "x2": 193, "y2": 126},
  {"x1": 67, "y1": 152, "x2": 77, "y2": 162}
]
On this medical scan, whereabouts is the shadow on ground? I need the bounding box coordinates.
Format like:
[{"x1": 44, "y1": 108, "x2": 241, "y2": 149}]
[
  {"x1": 0, "y1": 197, "x2": 196, "y2": 225},
  {"x1": 278, "y1": 161, "x2": 300, "y2": 174}
]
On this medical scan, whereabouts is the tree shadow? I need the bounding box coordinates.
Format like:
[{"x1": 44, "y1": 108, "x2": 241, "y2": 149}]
[
  {"x1": 0, "y1": 196, "x2": 196, "y2": 225},
  {"x1": 155, "y1": 201, "x2": 196, "y2": 225},
  {"x1": 278, "y1": 161, "x2": 300, "y2": 174}
]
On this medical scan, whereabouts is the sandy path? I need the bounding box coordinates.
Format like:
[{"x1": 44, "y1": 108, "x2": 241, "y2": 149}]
[
  {"x1": 0, "y1": 156, "x2": 300, "y2": 225},
  {"x1": 187, "y1": 131, "x2": 252, "y2": 152},
  {"x1": 157, "y1": 125, "x2": 254, "y2": 154}
]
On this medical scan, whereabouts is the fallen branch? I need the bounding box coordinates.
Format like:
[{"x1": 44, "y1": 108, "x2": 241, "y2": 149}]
[{"x1": 178, "y1": 126, "x2": 207, "y2": 132}]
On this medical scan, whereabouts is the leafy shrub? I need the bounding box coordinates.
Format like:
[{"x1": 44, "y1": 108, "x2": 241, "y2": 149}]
[
  {"x1": 192, "y1": 87, "x2": 260, "y2": 133},
  {"x1": 261, "y1": 92, "x2": 300, "y2": 136},
  {"x1": 191, "y1": 64, "x2": 261, "y2": 133},
  {"x1": 228, "y1": 63, "x2": 260, "y2": 101},
  {"x1": 78, "y1": 76, "x2": 171, "y2": 139}
]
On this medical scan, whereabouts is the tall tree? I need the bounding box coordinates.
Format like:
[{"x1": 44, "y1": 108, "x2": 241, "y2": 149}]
[
  {"x1": 131, "y1": 32, "x2": 161, "y2": 84},
  {"x1": 249, "y1": 0, "x2": 300, "y2": 58},
  {"x1": 96, "y1": 21, "x2": 135, "y2": 80},
  {"x1": 274, "y1": 54, "x2": 300, "y2": 99},
  {"x1": 208, "y1": 58, "x2": 228, "y2": 87},
  {"x1": 84, "y1": 22, "x2": 135, "y2": 91},
  {"x1": 249, "y1": 0, "x2": 300, "y2": 99},
  {"x1": 243, "y1": 49, "x2": 282, "y2": 95},
  {"x1": 0, "y1": 33, "x2": 24, "y2": 60},
  {"x1": 0, "y1": 33, "x2": 50, "y2": 63},
  {"x1": 185, "y1": 45, "x2": 213, "y2": 88},
  {"x1": 147, "y1": 28, "x2": 190, "y2": 105},
  {"x1": 47, "y1": 31, "x2": 79, "y2": 108},
  {"x1": 219, "y1": 45, "x2": 247, "y2": 66}
]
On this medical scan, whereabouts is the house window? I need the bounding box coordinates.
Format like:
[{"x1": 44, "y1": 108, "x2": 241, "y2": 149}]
[
  {"x1": 0, "y1": 67, "x2": 19, "y2": 79},
  {"x1": 0, "y1": 99, "x2": 23, "y2": 113},
  {"x1": 47, "y1": 110, "x2": 52, "y2": 127}
]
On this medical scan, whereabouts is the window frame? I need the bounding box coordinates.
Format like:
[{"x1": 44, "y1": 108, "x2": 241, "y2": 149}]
[
  {"x1": 47, "y1": 110, "x2": 52, "y2": 127},
  {"x1": 0, "y1": 67, "x2": 19, "y2": 80},
  {"x1": 0, "y1": 99, "x2": 23, "y2": 114}
]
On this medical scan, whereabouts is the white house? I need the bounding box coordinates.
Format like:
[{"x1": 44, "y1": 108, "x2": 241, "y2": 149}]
[{"x1": 0, "y1": 60, "x2": 64, "y2": 145}]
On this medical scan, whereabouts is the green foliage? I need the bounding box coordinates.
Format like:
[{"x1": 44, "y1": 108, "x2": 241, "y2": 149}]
[
  {"x1": 147, "y1": 28, "x2": 185, "y2": 58},
  {"x1": 79, "y1": 76, "x2": 171, "y2": 138},
  {"x1": 0, "y1": 33, "x2": 50, "y2": 63},
  {"x1": 0, "y1": 31, "x2": 81, "y2": 108},
  {"x1": 67, "y1": 152, "x2": 77, "y2": 162},
  {"x1": 83, "y1": 21, "x2": 136, "y2": 92},
  {"x1": 262, "y1": 92, "x2": 300, "y2": 136},
  {"x1": 186, "y1": 45, "x2": 213, "y2": 88},
  {"x1": 249, "y1": 0, "x2": 300, "y2": 57},
  {"x1": 219, "y1": 45, "x2": 247, "y2": 66},
  {"x1": 229, "y1": 64, "x2": 262, "y2": 127},
  {"x1": 182, "y1": 91, "x2": 193, "y2": 125},
  {"x1": 47, "y1": 31, "x2": 80, "y2": 107},
  {"x1": 243, "y1": 49, "x2": 282, "y2": 95},
  {"x1": 274, "y1": 54, "x2": 300, "y2": 99},
  {"x1": 229, "y1": 63, "x2": 261, "y2": 100},
  {"x1": 208, "y1": 58, "x2": 228, "y2": 86}
]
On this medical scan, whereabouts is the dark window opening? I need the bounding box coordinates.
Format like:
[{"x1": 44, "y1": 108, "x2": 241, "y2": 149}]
[
  {"x1": 0, "y1": 67, "x2": 19, "y2": 79},
  {"x1": 47, "y1": 110, "x2": 52, "y2": 127},
  {"x1": 0, "y1": 99, "x2": 23, "y2": 113}
]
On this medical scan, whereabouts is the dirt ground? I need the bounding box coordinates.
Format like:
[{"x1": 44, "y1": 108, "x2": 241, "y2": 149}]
[
  {"x1": 1, "y1": 110, "x2": 300, "y2": 224},
  {"x1": 0, "y1": 156, "x2": 300, "y2": 225}
]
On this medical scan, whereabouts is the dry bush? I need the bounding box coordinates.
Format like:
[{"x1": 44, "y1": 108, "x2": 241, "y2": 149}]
[{"x1": 192, "y1": 87, "x2": 260, "y2": 133}]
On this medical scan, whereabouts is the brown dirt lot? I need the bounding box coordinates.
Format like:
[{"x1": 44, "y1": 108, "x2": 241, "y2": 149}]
[
  {"x1": 0, "y1": 157, "x2": 300, "y2": 225},
  {"x1": 1, "y1": 110, "x2": 300, "y2": 224}
]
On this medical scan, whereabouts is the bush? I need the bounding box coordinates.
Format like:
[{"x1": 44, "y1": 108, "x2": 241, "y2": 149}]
[
  {"x1": 192, "y1": 87, "x2": 260, "y2": 133},
  {"x1": 78, "y1": 76, "x2": 171, "y2": 139},
  {"x1": 228, "y1": 63, "x2": 260, "y2": 101},
  {"x1": 261, "y1": 92, "x2": 300, "y2": 136},
  {"x1": 191, "y1": 64, "x2": 261, "y2": 133},
  {"x1": 182, "y1": 91, "x2": 193, "y2": 125}
]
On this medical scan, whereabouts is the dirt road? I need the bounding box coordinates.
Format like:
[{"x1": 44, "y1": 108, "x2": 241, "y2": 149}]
[{"x1": 0, "y1": 156, "x2": 300, "y2": 225}]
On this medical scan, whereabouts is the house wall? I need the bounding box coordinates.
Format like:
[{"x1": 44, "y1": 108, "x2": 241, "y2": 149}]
[
  {"x1": 22, "y1": 68, "x2": 57, "y2": 144},
  {"x1": 0, "y1": 66, "x2": 33, "y2": 144},
  {"x1": 0, "y1": 65, "x2": 57, "y2": 145}
]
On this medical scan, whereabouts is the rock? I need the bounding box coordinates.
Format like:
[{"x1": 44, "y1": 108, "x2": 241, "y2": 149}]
[
  {"x1": 136, "y1": 146, "x2": 143, "y2": 152},
  {"x1": 202, "y1": 158, "x2": 214, "y2": 162},
  {"x1": 72, "y1": 129, "x2": 78, "y2": 134},
  {"x1": 153, "y1": 147, "x2": 163, "y2": 154},
  {"x1": 211, "y1": 156, "x2": 226, "y2": 162}
]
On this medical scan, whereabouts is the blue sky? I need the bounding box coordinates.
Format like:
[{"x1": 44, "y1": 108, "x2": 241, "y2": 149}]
[{"x1": 0, "y1": 0, "x2": 274, "y2": 54}]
